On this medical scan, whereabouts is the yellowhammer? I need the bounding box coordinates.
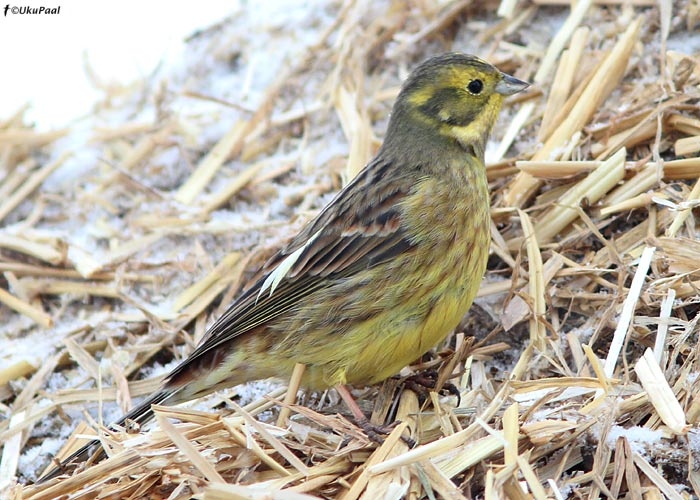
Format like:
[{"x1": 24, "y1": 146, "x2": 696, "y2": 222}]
[{"x1": 40, "y1": 52, "x2": 528, "y2": 482}]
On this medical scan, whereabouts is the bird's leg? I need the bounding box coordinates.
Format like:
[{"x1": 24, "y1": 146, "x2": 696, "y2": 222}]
[{"x1": 335, "y1": 384, "x2": 400, "y2": 443}]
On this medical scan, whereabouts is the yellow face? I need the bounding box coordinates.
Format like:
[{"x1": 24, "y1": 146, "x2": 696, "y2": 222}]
[
  {"x1": 406, "y1": 59, "x2": 504, "y2": 126},
  {"x1": 397, "y1": 53, "x2": 526, "y2": 152}
]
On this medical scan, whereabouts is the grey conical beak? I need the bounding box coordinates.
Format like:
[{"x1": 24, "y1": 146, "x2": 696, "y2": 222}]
[{"x1": 495, "y1": 73, "x2": 530, "y2": 96}]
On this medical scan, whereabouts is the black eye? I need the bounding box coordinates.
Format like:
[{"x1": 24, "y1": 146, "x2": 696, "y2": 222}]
[{"x1": 467, "y1": 79, "x2": 483, "y2": 94}]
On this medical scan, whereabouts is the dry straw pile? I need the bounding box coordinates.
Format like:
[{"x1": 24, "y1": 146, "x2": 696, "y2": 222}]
[{"x1": 3, "y1": 0, "x2": 700, "y2": 498}]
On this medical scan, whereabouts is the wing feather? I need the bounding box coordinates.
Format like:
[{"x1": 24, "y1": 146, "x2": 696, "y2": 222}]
[{"x1": 164, "y1": 158, "x2": 417, "y2": 385}]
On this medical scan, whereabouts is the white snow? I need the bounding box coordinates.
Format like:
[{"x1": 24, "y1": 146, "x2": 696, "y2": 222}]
[{"x1": 605, "y1": 425, "x2": 665, "y2": 456}]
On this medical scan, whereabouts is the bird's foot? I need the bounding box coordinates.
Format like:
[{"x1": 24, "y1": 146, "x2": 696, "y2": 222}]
[
  {"x1": 401, "y1": 369, "x2": 461, "y2": 405},
  {"x1": 354, "y1": 416, "x2": 416, "y2": 448}
]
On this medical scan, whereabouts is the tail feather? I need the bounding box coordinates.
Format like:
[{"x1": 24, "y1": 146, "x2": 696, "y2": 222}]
[{"x1": 37, "y1": 389, "x2": 175, "y2": 483}]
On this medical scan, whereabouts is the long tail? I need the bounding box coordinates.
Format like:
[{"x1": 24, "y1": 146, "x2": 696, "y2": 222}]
[{"x1": 37, "y1": 388, "x2": 176, "y2": 483}]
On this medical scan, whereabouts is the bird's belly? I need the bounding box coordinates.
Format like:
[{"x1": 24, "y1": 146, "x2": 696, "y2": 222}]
[
  {"x1": 342, "y1": 292, "x2": 472, "y2": 386},
  {"x1": 297, "y1": 250, "x2": 487, "y2": 389}
]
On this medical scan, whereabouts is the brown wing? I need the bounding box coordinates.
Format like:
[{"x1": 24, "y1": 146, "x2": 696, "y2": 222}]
[{"x1": 164, "y1": 158, "x2": 416, "y2": 383}]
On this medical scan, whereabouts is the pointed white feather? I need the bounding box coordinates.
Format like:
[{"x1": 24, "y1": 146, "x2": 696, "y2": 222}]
[{"x1": 257, "y1": 230, "x2": 321, "y2": 301}]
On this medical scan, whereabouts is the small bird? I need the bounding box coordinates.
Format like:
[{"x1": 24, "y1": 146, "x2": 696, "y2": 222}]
[{"x1": 39, "y1": 53, "x2": 528, "y2": 482}]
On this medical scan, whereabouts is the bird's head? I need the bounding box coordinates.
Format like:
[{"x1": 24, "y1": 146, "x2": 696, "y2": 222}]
[{"x1": 387, "y1": 53, "x2": 529, "y2": 157}]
